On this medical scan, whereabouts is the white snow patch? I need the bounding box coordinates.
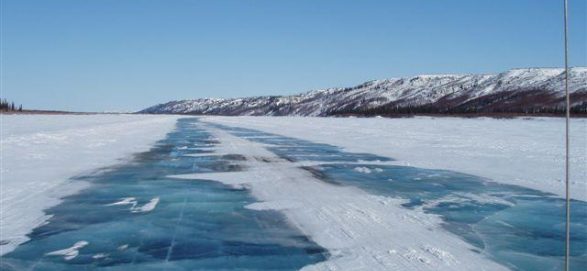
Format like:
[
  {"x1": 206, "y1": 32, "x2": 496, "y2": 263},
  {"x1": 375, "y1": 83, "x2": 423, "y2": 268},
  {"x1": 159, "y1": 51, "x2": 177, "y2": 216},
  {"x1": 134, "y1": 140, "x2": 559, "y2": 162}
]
[
  {"x1": 245, "y1": 200, "x2": 303, "y2": 211},
  {"x1": 421, "y1": 244, "x2": 460, "y2": 266},
  {"x1": 131, "y1": 197, "x2": 160, "y2": 213},
  {"x1": 107, "y1": 197, "x2": 137, "y2": 207},
  {"x1": 354, "y1": 166, "x2": 372, "y2": 174},
  {"x1": 106, "y1": 197, "x2": 160, "y2": 213},
  {"x1": 117, "y1": 244, "x2": 129, "y2": 251},
  {"x1": 403, "y1": 248, "x2": 431, "y2": 264},
  {"x1": 92, "y1": 253, "x2": 108, "y2": 259},
  {"x1": 45, "y1": 241, "x2": 89, "y2": 261}
]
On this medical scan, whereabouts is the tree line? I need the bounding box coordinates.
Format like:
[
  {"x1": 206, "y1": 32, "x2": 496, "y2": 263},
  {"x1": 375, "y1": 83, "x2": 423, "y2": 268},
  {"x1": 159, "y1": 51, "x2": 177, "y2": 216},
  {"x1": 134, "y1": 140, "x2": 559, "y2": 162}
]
[
  {"x1": 330, "y1": 102, "x2": 587, "y2": 117},
  {"x1": 0, "y1": 99, "x2": 23, "y2": 112}
]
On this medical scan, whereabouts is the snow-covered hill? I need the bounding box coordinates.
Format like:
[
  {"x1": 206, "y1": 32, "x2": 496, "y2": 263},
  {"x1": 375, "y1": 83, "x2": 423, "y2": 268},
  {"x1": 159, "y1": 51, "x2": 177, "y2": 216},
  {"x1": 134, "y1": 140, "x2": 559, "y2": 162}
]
[{"x1": 140, "y1": 67, "x2": 587, "y2": 116}]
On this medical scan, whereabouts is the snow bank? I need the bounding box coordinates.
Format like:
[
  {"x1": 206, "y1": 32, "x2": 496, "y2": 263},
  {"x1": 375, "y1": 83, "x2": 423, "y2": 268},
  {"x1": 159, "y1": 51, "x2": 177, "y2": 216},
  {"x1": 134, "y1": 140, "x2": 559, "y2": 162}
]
[
  {"x1": 201, "y1": 116, "x2": 586, "y2": 201},
  {"x1": 171, "y1": 126, "x2": 509, "y2": 271},
  {"x1": 1, "y1": 114, "x2": 181, "y2": 255}
]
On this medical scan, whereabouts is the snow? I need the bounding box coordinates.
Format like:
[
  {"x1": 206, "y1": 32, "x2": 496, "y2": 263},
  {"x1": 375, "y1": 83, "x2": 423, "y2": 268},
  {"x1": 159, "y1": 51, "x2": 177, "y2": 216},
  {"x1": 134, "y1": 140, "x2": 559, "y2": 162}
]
[
  {"x1": 45, "y1": 241, "x2": 89, "y2": 261},
  {"x1": 142, "y1": 67, "x2": 587, "y2": 116},
  {"x1": 354, "y1": 166, "x2": 373, "y2": 174},
  {"x1": 92, "y1": 253, "x2": 108, "y2": 259},
  {"x1": 106, "y1": 196, "x2": 161, "y2": 213},
  {"x1": 106, "y1": 197, "x2": 138, "y2": 206},
  {"x1": 245, "y1": 200, "x2": 303, "y2": 211},
  {"x1": 131, "y1": 197, "x2": 160, "y2": 213},
  {"x1": 171, "y1": 125, "x2": 510, "y2": 271},
  {"x1": 201, "y1": 116, "x2": 587, "y2": 200},
  {"x1": 2, "y1": 113, "x2": 585, "y2": 270},
  {"x1": 1, "y1": 114, "x2": 180, "y2": 255}
]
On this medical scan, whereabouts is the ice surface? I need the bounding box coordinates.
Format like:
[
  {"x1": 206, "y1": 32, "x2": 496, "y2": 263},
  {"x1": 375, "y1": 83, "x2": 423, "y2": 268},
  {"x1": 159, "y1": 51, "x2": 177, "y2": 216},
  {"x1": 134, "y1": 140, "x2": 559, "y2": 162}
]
[
  {"x1": 4, "y1": 115, "x2": 586, "y2": 271},
  {"x1": 45, "y1": 241, "x2": 89, "y2": 261},
  {"x1": 173, "y1": 124, "x2": 512, "y2": 271},
  {"x1": 179, "y1": 121, "x2": 586, "y2": 271},
  {"x1": 1, "y1": 114, "x2": 180, "y2": 255},
  {"x1": 202, "y1": 116, "x2": 587, "y2": 200},
  {"x1": 0, "y1": 118, "x2": 325, "y2": 271},
  {"x1": 130, "y1": 197, "x2": 160, "y2": 213},
  {"x1": 316, "y1": 163, "x2": 587, "y2": 270}
]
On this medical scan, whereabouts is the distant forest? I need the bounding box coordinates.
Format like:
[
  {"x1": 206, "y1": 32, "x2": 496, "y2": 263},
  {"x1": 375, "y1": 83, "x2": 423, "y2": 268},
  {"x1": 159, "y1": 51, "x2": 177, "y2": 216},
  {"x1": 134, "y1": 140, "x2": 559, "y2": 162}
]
[
  {"x1": 330, "y1": 102, "x2": 587, "y2": 117},
  {"x1": 0, "y1": 99, "x2": 23, "y2": 112},
  {"x1": 330, "y1": 89, "x2": 587, "y2": 117}
]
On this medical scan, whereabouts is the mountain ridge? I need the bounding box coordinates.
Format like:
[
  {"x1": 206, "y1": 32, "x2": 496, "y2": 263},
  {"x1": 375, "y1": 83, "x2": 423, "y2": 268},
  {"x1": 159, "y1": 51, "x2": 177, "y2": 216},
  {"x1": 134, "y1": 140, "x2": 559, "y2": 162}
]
[{"x1": 140, "y1": 67, "x2": 587, "y2": 116}]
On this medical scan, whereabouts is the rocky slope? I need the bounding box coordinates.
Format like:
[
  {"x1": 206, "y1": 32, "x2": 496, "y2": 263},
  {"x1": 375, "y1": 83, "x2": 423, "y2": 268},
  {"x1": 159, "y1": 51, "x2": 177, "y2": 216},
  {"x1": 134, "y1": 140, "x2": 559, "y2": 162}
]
[{"x1": 140, "y1": 67, "x2": 587, "y2": 116}]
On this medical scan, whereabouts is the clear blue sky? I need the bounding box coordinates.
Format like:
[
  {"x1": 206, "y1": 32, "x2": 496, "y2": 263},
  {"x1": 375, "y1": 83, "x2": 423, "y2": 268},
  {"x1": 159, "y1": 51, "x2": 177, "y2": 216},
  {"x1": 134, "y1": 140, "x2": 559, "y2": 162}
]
[{"x1": 2, "y1": 0, "x2": 586, "y2": 112}]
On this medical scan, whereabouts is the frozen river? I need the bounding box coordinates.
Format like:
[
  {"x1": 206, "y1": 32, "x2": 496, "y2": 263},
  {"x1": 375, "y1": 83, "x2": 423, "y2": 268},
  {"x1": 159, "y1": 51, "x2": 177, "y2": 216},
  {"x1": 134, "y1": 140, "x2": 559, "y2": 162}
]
[
  {"x1": 207, "y1": 122, "x2": 587, "y2": 271},
  {"x1": 1, "y1": 119, "x2": 325, "y2": 271},
  {"x1": 1, "y1": 117, "x2": 585, "y2": 271}
]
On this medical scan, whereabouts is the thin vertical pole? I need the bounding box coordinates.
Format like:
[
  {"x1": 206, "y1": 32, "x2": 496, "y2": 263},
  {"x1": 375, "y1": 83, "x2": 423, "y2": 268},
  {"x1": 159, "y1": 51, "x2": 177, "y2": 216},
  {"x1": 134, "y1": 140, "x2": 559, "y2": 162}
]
[{"x1": 563, "y1": 0, "x2": 571, "y2": 270}]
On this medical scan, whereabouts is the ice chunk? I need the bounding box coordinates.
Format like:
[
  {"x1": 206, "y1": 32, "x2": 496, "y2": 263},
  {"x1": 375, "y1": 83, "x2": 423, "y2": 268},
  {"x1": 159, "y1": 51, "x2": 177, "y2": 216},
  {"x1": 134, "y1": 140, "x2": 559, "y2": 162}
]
[
  {"x1": 131, "y1": 197, "x2": 160, "y2": 213},
  {"x1": 45, "y1": 241, "x2": 89, "y2": 261}
]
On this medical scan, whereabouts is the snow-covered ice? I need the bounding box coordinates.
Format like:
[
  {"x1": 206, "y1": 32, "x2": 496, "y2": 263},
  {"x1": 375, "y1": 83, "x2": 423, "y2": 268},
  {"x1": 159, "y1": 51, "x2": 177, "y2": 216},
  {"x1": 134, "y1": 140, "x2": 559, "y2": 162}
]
[
  {"x1": 2, "y1": 114, "x2": 585, "y2": 271},
  {"x1": 130, "y1": 197, "x2": 160, "y2": 213},
  {"x1": 170, "y1": 118, "x2": 586, "y2": 270},
  {"x1": 172, "y1": 125, "x2": 510, "y2": 271},
  {"x1": 45, "y1": 241, "x2": 89, "y2": 261},
  {"x1": 0, "y1": 114, "x2": 180, "y2": 255},
  {"x1": 202, "y1": 116, "x2": 587, "y2": 200},
  {"x1": 105, "y1": 196, "x2": 161, "y2": 213},
  {"x1": 2, "y1": 118, "x2": 325, "y2": 271}
]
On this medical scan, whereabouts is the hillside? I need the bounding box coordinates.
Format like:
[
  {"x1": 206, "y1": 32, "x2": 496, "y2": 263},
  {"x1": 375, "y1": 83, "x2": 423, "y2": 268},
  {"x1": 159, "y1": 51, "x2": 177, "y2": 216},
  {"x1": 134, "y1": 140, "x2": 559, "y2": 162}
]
[{"x1": 140, "y1": 67, "x2": 587, "y2": 116}]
